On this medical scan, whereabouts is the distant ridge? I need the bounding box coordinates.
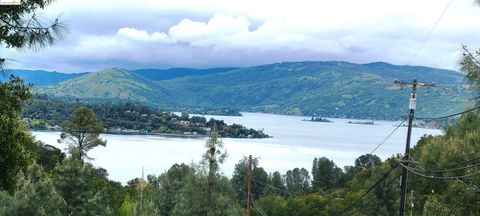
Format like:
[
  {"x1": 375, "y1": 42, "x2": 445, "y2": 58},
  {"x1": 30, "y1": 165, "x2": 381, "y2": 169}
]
[
  {"x1": 1, "y1": 69, "x2": 85, "y2": 87},
  {"x1": 132, "y1": 67, "x2": 238, "y2": 81},
  {"x1": 25, "y1": 61, "x2": 476, "y2": 119}
]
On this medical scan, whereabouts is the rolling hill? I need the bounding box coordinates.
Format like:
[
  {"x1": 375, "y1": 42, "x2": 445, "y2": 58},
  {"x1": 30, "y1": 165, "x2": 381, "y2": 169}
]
[
  {"x1": 157, "y1": 61, "x2": 475, "y2": 118},
  {"x1": 35, "y1": 61, "x2": 476, "y2": 120},
  {"x1": 38, "y1": 67, "x2": 171, "y2": 104}
]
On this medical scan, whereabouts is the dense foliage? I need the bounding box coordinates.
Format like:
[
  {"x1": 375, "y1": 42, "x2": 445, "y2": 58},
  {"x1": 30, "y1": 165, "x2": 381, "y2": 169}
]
[
  {"x1": 22, "y1": 95, "x2": 269, "y2": 138},
  {"x1": 0, "y1": 76, "x2": 33, "y2": 192}
]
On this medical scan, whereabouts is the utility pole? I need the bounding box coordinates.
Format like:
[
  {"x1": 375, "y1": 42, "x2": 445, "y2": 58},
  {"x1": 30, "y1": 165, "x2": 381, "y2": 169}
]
[
  {"x1": 410, "y1": 190, "x2": 415, "y2": 216},
  {"x1": 395, "y1": 79, "x2": 435, "y2": 216},
  {"x1": 246, "y1": 155, "x2": 253, "y2": 216}
]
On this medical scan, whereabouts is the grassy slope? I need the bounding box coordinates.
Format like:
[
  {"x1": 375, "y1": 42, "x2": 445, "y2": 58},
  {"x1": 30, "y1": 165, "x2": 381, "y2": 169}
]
[
  {"x1": 158, "y1": 61, "x2": 474, "y2": 119},
  {"x1": 38, "y1": 68, "x2": 171, "y2": 104}
]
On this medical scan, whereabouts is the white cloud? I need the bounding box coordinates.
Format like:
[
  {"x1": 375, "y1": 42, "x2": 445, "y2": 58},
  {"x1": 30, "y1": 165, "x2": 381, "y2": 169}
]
[{"x1": 4, "y1": 0, "x2": 480, "y2": 72}]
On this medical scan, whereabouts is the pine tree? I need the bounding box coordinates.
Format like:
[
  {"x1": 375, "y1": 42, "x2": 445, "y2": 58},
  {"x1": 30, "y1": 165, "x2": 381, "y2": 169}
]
[
  {"x1": 0, "y1": 76, "x2": 32, "y2": 192},
  {"x1": 1, "y1": 163, "x2": 67, "y2": 216},
  {"x1": 52, "y1": 158, "x2": 112, "y2": 216},
  {"x1": 58, "y1": 107, "x2": 106, "y2": 161}
]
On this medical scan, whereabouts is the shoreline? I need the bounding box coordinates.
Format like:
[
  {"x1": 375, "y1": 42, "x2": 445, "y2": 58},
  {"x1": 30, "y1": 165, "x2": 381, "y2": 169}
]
[{"x1": 30, "y1": 130, "x2": 272, "y2": 139}]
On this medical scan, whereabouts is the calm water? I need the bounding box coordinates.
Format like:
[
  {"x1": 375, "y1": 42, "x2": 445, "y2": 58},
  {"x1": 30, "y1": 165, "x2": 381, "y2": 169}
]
[{"x1": 32, "y1": 112, "x2": 442, "y2": 184}]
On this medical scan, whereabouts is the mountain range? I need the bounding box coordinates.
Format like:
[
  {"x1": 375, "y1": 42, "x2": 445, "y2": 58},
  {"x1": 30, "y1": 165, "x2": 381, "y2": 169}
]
[{"x1": 5, "y1": 61, "x2": 476, "y2": 120}]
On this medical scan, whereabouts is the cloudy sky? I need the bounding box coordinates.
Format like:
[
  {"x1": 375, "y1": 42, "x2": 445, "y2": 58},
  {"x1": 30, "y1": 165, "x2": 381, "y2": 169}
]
[{"x1": 3, "y1": 0, "x2": 480, "y2": 72}]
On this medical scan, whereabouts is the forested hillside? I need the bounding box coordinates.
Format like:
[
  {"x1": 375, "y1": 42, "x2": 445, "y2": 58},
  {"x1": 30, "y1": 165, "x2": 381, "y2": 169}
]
[{"x1": 33, "y1": 61, "x2": 476, "y2": 120}]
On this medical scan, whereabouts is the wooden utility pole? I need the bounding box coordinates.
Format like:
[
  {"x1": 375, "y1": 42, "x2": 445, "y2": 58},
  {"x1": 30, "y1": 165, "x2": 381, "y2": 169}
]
[
  {"x1": 246, "y1": 155, "x2": 253, "y2": 216},
  {"x1": 395, "y1": 79, "x2": 435, "y2": 216}
]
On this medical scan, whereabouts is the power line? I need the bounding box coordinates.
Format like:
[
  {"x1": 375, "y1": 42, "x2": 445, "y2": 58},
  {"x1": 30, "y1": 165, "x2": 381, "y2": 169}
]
[
  {"x1": 339, "y1": 163, "x2": 399, "y2": 215},
  {"x1": 370, "y1": 119, "x2": 406, "y2": 154},
  {"x1": 408, "y1": 154, "x2": 480, "y2": 173},
  {"x1": 398, "y1": 162, "x2": 480, "y2": 180},
  {"x1": 414, "y1": 162, "x2": 480, "y2": 173},
  {"x1": 457, "y1": 179, "x2": 480, "y2": 192},
  {"x1": 251, "y1": 196, "x2": 268, "y2": 216},
  {"x1": 415, "y1": 105, "x2": 480, "y2": 120},
  {"x1": 251, "y1": 178, "x2": 300, "y2": 197},
  {"x1": 407, "y1": 0, "x2": 454, "y2": 65},
  {"x1": 348, "y1": 173, "x2": 401, "y2": 215}
]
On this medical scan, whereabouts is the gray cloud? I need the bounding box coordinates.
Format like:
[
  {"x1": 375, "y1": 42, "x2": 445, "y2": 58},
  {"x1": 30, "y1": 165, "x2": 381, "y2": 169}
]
[{"x1": 3, "y1": 0, "x2": 480, "y2": 72}]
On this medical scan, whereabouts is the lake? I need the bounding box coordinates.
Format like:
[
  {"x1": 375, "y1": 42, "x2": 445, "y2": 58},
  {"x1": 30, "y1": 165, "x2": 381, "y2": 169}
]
[{"x1": 32, "y1": 112, "x2": 442, "y2": 184}]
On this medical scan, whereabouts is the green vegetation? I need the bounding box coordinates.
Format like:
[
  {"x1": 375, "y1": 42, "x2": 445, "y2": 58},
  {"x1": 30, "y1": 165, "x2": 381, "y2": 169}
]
[
  {"x1": 174, "y1": 107, "x2": 242, "y2": 116},
  {"x1": 58, "y1": 107, "x2": 107, "y2": 160},
  {"x1": 0, "y1": 76, "x2": 33, "y2": 192},
  {"x1": 159, "y1": 61, "x2": 475, "y2": 119},
  {"x1": 38, "y1": 68, "x2": 171, "y2": 104},
  {"x1": 22, "y1": 95, "x2": 269, "y2": 138},
  {"x1": 33, "y1": 61, "x2": 476, "y2": 120},
  {"x1": 303, "y1": 116, "x2": 332, "y2": 122},
  {"x1": 2, "y1": 75, "x2": 480, "y2": 215}
]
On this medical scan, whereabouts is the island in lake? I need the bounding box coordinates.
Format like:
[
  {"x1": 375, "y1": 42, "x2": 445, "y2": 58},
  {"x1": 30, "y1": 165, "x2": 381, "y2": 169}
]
[
  {"x1": 22, "y1": 95, "x2": 269, "y2": 138},
  {"x1": 303, "y1": 116, "x2": 333, "y2": 123},
  {"x1": 348, "y1": 120, "x2": 375, "y2": 125}
]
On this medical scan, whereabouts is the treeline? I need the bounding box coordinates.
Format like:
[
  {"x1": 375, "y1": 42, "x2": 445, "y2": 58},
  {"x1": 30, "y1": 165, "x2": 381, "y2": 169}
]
[
  {"x1": 3, "y1": 75, "x2": 480, "y2": 215},
  {"x1": 22, "y1": 95, "x2": 268, "y2": 138}
]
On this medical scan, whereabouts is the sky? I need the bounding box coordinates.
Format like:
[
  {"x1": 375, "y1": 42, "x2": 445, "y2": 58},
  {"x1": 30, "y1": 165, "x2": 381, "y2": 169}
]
[{"x1": 3, "y1": 0, "x2": 480, "y2": 73}]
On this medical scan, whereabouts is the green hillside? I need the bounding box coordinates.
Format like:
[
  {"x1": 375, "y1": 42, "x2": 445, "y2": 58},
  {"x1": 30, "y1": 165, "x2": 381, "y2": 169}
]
[
  {"x1": 37, "y1": 61, "x2": 476, "y2": 120},
  {"x1": 38, "y1": 67, "x2": 171, "y2": 104},
  {"x1": 158, "y1": 61, "x2": 475, "y2": 119}
]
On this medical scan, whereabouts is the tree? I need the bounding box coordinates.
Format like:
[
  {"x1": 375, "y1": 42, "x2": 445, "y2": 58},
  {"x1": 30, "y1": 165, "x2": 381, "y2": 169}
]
[
  {"x1": 0, "y1": 0, "x2": 67, "y2": 70},
  {"x1": 263, "y1": 171, "x2": 286, "y2": 197},
  {"x1": 58, "y1": 107, "x2": 106, "y2": 160},
  {"x1": 231, "y1": 157, "x2": 268, "y2": 205},
  {"x1": 202, "y1": 124, "x2": 227, "y2": 212},
  {"x1": 158, "y1": 163, "x2": 195, "y2": 215},
  {"x1": 172, "y1": 172, "x2": 241, "y2": 216},
  {"x1": 354, "y1": 154, "x2": 381, "y2": 171},
  {"x1": 0, "y1": 163, "x2": 67, "y2": 216},
  {"x1": 312, "y1": 157, "x2": 344, "y2": 192},
  {"x1": 23, "y1": 140, "x2": 65, "y2": 173},
  {"x1": 0, "y1": 76, "x2": 32, "y2": 192},
  {"x1": 285, "y1": 168, "x2": 310, "y2": 196},
  {"x1": 52, "y1": 158, "x2": 112, "y2": 216}
]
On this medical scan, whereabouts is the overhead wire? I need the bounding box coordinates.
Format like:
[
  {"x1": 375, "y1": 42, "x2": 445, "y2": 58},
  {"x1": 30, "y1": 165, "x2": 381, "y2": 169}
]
[
  {"x1": 398, "y1": 162, "x2": 480, "y2": 180},
  {"x1": 251, "y1": 195, "x2": 268, "y2": 216},
  {"x1": 251, "y1": 178, "x2": 300, "y2": 197},
  {"x1": 415, "y1": 105, "x2": 480, "y2": 120},
  {"x1": 407, "y1": 0, "x2": 454, "y2": 65},
  {"x1": 339, "y1": 163, "x2": 399, "y2": 215},
  {"x1": 348, "y1": 173, "x2": 402, "y2": 215},
  {"x1": 369, "y1": 119, "x2": 406, "y2": 155},
  {"x1": 407, "y1": 154, "x2": 480, "y2": 173}
]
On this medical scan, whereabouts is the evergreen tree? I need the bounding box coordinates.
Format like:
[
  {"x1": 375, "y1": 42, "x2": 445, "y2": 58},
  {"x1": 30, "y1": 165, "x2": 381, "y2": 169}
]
[
  {"x1": 0, "y1": 163, "x2": 67, "y2": 216},
  {"x1": 285, "y1": 168, "x2": 310, "y2": 196},
  {"x1": 172, "y1": 172, "x2": 241, "y2": 216},
  {"x1": 58, "y1": 106, "x2": 106, "y2": 161},
  {"x1": 202, "y1": 125, "x2": 227, "y2": 212},
  {"x1": 231, "y1": 157, "x2": 268, "y2": 205},
  {"x1": 312, "y1": 157, "x2": 344, "y2": 192},
  {"x1": 0, "y1": 76, "x2": 32, "y2": 192},
  {"x1": 52, "y1": 158, "x2": 112, "y2": 216},
  {"x1": 158, "y1": 163, "x2": 195, "y2": 215},
  {"x1": 0, "y1": 0, "x2": 67, "y2": 70}
]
